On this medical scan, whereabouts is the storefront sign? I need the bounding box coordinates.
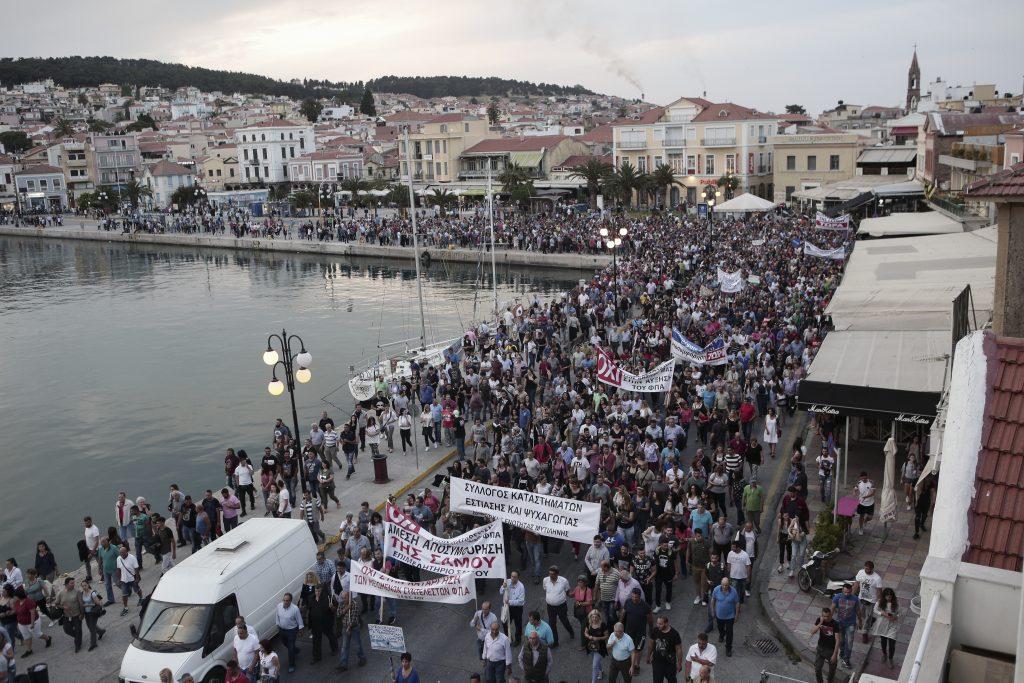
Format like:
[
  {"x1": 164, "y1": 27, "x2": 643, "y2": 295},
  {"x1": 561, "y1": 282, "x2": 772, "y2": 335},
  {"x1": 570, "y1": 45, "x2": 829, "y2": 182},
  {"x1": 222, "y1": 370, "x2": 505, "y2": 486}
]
[
  {"x1": 806, "y1": 403, "x2": 841, "y2": 415},
  {"x1": 894, "y1": 413, "x2": 932, "y2": 425}
]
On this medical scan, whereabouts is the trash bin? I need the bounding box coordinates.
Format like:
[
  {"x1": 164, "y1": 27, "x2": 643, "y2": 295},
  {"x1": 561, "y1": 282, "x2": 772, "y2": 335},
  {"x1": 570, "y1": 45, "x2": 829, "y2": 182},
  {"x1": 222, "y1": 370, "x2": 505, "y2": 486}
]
[
  {"x1": 27, "y1": 662, "x2": 48, "y2": 683},
  {"x1": 372, "y1": 455, "x2": 390, "y2": 484}
]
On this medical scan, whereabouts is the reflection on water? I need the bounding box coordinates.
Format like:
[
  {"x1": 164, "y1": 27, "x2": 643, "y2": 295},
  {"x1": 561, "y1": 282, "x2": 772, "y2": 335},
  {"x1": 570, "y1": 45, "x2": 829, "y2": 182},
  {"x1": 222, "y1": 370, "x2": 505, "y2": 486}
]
[{"x1": 0, "y1": 236, "x2": 578, "y2": 563}]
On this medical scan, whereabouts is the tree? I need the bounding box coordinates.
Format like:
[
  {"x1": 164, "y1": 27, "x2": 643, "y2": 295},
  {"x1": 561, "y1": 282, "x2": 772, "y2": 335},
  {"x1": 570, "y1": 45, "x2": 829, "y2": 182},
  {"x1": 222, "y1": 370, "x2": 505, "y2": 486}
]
[
  {"x1": 428, "y1": 188, "x2": 458, "y2": 209},
  {"x1": 126, "y1": 113, "x2": 158, "y2": 132},
  {"x1": 121, "y1": 84, "x2": 133, "y2": 96},
  {"x1": 77, "y1": 93, "x2": 89, "y2": 106},
  {"x1": 269, "y1": 182, "x2": 292, "y2": 202},
  {"x1": 607, "y1": 161, "x2": 645, "y2": 207},
  {"x1": 785, "y1": 104, "x2": 807, "y2": 115},
  {"x1": 290, "y1": 189, "x2": 317, "y2": 212},
  {"x1": 568, "y1": 158, "x2": 613, "y2": 209},
  {"x1": 171, "y1": 185, "x2": 204, "y2": 208},
  {"x1": 716, "y1": 173, "x2": 739, "y2": 199},
  {"x1": 651, "y1": 164, "x2": 680, "y2": 208},
  {"x1": 87, "y1": 119, "x2": 112, "y2": 133},
  {"x1": 52, "y1": 117, "x2": 75, "y2": 138},
  {"x1": 300, "y1": 98, "x2": 323, "y2": 122},
  {"x1": 0, "y1": 131, "x2": 31, "y2": 153},
  {"x1": 122, "y1": 179, "x2": 152, "y2": 209},
  {"x1": 486, "y1": 101, "x2": 500, "y2": 126},
  {"x1": 510, "y1": 181, "x2": 534, "y2": 211},
  {"x1": 360, "y1": 87, "x2": 377, "y2": 117},
  {"x1": 497, "y1": 163, "x2": 530, "y2": 194}
]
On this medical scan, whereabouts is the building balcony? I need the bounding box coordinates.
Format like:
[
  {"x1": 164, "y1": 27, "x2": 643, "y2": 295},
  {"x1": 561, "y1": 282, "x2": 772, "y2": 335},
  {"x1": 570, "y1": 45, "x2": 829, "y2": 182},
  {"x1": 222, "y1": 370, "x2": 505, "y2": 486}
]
[
  {"x1": 939, "y1": 154, "x2": 992, "y2": 172},
  {"x1": 701, "y1": 137, "x2": 737, "y2": 147},
  {"x1": 618, "y1": 140, "x2": 647, "y2": 149},
  {"x1": 663, "y1": 137, "x2": 686, "y2": 147}
]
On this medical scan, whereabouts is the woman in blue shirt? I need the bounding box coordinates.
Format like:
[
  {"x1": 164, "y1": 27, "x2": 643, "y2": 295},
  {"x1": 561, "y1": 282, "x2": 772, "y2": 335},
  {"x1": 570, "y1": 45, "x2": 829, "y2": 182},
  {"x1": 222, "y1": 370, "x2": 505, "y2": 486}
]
[{"x1": 395, "y1": 651, "x2": 420, "y2": 683}]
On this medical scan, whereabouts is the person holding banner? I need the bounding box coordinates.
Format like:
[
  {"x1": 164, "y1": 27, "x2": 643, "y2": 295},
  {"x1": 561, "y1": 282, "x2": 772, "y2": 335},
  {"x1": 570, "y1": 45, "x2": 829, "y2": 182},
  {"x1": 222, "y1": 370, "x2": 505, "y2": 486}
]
[{"x1": 500, "y1": 572, "x2": 526, "y2": 647}]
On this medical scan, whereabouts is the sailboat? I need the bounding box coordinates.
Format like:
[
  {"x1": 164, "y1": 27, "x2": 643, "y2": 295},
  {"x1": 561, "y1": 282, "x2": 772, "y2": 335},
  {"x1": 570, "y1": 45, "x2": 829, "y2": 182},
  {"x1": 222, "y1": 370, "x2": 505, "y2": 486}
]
[{"x1": 345, "y1": 130, "x2": 499, "y2": 403}]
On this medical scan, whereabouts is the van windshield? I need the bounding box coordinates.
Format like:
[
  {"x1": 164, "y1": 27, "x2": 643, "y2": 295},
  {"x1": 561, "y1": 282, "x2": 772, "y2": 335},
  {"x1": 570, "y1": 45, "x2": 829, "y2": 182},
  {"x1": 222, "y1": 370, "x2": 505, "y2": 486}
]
[{"x1": 134, "y1": 600, "x2": 213, "y2": 653}]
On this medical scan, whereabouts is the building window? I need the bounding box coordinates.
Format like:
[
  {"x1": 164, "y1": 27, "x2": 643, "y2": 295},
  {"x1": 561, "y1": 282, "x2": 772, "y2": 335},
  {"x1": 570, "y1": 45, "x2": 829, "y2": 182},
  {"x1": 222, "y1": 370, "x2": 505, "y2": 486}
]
[
  {"x1": 725, "y1": 154, "x2": 736, "y2": 174},
  {"x1": 705, "y1": 154, "x2": 715, "y2": 175},
  {"x1": 786, "y1": 155, "x2": 796, "y2": 171},
  {"x1": 830, "y1": 154, "x2": 840, "y2": 171},
  {"x1": 440, "y1": 124, "x2": 448, "y2": 133},
  {"x1": 464, "y1": 123, "x2": 469, "y2": 132},
  {"x1": 637, "y1": 156, "x2": 647, "y2": 173},
  {"x1": 807, "y1": 155, "x2": 817, "y2": 171},
  {"x1": 245, "y1": 167, "x2": 251, "y2": 179},
  {"x1": 290, "y1": 147, "x2": 295, "y2": 158},
  {"x1": 426, "y1": 141, "x2": 433, "y2": 154},
  {"x1": 261, "y1": 134, "x2": 266, "y2": 141},
  {"x1": 230, "y1": 169, "x2": 235, "y2": 177},
  {"x1": 299, "y1": 138, "x2": 305, "y2": 150},
  {"x1": 262, "y1": 148, "x2": 268, "y2": 160},
  {"x1": 686, "y1": 155, "x2": 696, "y2": 174},
  {"x1": 654, "y1": 155, "x2": 663, "y2": 167}
]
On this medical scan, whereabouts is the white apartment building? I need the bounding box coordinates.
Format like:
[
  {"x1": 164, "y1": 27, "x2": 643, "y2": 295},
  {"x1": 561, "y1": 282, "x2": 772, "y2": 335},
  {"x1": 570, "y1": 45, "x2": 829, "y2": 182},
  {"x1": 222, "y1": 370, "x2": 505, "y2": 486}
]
[
  {"x1": 287, "y1": 150, "x2": 365, "y2": 184},
  {"x1": 234, "y1": 120, "x2": 316, "y2": 184}
]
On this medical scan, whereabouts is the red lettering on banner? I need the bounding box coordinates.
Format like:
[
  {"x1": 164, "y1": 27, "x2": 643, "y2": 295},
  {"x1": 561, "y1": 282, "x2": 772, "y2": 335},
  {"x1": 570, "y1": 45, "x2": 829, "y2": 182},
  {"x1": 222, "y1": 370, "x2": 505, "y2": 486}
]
[{"x1": 595, "y1": 347, "x2": 622, "y2": 387}]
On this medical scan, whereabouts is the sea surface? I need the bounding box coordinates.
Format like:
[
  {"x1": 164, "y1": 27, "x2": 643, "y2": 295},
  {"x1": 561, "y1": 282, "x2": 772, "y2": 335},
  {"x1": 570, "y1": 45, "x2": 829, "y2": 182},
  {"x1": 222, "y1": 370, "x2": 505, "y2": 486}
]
[{"x1": 0, "y1": 236, "x2": 579, "y2": 565}]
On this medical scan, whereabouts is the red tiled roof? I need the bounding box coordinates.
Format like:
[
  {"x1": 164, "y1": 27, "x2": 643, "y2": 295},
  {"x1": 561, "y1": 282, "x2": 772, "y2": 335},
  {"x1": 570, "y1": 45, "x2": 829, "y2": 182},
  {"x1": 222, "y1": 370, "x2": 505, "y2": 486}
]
[
  {"x1": 965, "y1": 333, "x2": 1024, "y2": 571},
  {"x1": 463, "y1": 135, "x2": 568, "y2": 155},
  {"x1": 966, "y1": 161, "x2": 1024, "y2": 198},
  {"x1": 424, "y1": 113, "x2": 468, "y2": 124},
  {"x1": 147, "y1": 159, "x2": 193, "y2": 177},
  {"x1": 578, "y1": 123, "x2": 614, "y2": 144},
  {"x1": 18, "y1": 164, "x2": 62, "y2": 175},
  {"x1": 692, "y1": 102, "x2": 774, "y2": 122},
  {"x1": 555, "y1": 154, "x2": 612, "y2": 169}
]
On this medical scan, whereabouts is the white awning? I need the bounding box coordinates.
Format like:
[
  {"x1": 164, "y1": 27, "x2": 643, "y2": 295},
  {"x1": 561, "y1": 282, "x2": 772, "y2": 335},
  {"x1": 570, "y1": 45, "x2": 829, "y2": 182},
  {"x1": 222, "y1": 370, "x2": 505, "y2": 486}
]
[
  {"x1": 826, "y1": 227, "x2": 996, "y2": 331},
  {"x1": 804, "y1": 330, "x2": 950, "y2": 395},
  {"x1": 713, "y1": 192, "x2": 777, "y2": 212},
  {"x1": 859, "y1": 211, "x2": 963, "y2": 238}
]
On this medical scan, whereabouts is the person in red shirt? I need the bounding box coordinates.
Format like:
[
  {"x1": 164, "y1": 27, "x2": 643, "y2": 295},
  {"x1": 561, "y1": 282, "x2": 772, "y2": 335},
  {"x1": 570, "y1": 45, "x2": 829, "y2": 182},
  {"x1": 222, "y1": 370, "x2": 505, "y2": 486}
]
[
  {"x1": 738, "y1": 400, "x2": 757, "y2": 442},
  {"x1": 13, "y1": 586, "x2": 51, "y2": 654},
  {"x1": 224, "y1": 660, "x2": 250, "y2": 683}
]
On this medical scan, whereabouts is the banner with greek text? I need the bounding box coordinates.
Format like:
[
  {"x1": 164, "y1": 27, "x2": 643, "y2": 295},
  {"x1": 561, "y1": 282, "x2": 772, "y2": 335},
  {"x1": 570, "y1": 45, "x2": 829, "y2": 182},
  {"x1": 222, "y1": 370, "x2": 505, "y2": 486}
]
[
  {"x1": 716, "y1": 268, "x2": 745, "y2": 293},
  {"x1": 703, "y1": 336, "x2": 729, "y2": 366},
  {"x1": 671, "y1": 331, "x2": 729, "y2": 366},
  {"x1": 349, "y1": 561, "x2": 476, "y2": 604},
  {"x1": 595, "y1": 346, "x2": 675, "y2": 393},
  {"x1": 449, "y1": 477, "x2": 601, "y2": 544},
  {"x1": 383, "y1": 504, "x2": 506, "y2": 578},
  {"x1": 803, "y1": 242, "x2": 847, "y2": 260},
  {"x1": 815, "y1": 212, "x2": 851, "y2": 230}
]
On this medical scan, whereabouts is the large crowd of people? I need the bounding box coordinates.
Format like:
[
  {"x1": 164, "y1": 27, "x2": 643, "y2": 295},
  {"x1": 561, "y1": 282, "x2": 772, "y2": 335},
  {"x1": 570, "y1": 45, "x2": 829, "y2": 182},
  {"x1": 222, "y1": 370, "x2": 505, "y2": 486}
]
[{"x1": 1, "y1": 205, "x2": 899, "y2": 683}]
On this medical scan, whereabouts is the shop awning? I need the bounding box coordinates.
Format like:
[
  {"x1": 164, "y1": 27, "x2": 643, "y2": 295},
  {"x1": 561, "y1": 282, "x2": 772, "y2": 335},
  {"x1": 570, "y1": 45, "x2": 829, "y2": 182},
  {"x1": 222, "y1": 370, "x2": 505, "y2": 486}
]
[
  {"x1": 798, "y1": 330, "x2": 948, "y2": 420},
  {"x1": 508, "y1": 150, "x2": 544, "y2": 168}
]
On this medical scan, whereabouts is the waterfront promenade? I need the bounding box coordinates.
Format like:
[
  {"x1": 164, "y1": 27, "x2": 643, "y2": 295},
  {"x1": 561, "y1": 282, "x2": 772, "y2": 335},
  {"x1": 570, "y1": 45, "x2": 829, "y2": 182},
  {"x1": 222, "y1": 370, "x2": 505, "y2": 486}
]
[{"x1": 0, "y1": 221, "x2": 610, "y2": 271}]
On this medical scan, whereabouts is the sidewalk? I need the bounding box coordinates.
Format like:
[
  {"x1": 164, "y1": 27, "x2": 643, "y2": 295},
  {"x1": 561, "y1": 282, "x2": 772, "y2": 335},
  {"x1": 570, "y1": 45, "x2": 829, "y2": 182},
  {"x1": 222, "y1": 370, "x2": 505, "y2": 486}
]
[
  {"x1": 34, "y1": 425, "x2": 457, "y2": 683},
  {"x1": 764, "y1": 423, "x2": 927, "y2": 680}
]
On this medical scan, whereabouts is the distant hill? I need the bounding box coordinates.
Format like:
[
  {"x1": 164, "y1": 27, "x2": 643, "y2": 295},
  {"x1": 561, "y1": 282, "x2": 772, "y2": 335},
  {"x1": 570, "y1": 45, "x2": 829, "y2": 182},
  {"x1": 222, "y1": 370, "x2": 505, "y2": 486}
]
[{"x1": 0, "y1": 57, "x2": 596, "y2": 101}]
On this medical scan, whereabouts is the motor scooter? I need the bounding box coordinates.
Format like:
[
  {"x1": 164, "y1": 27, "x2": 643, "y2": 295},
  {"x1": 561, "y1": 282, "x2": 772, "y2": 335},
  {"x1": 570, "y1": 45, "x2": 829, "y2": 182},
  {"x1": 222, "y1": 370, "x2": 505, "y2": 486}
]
[{"x1": 797, "y1": 548, "x2": 853, "y2": 596}]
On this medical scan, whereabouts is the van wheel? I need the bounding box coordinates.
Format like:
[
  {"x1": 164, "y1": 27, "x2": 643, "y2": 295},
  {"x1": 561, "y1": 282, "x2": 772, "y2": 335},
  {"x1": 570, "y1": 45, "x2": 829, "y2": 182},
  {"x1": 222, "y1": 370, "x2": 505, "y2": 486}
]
[{"x1": 202, "y1": 668, "x2": 225, "y2": 683}]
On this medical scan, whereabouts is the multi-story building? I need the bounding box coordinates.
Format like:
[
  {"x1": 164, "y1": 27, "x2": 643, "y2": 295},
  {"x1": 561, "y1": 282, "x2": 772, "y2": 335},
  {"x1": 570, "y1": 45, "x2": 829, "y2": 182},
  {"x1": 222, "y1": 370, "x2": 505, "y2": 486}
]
[
  {"x1": 46, "y1": 136, "x2": 96, "y2": 200},
  {"x1": 1004, "y1": 128, "x2": 1023, "y2": 168},
  {"x1": 286, "y1": 150, "x2": 365, "y2": 184},
  {"x1": 612, "y1": 97, "x2": 778, "y2": 204},
  {"x1": 0, "y1": 155, "x2": 16, "y2": 208},
  {"x1": 398, "y1": 115, "x2": 493, "y2": 184},
  {"x1": 459, "y1": 135, "x2": 590, "y2": 181},
  {"x1": 197, "y1": 146, "x2": 239, "y2": 191},
  {"x1": 15, "y1": 164, "x2": 68, "y2": 212},
  {"x1": 770, "y1": 127, "x2": 861, "y2": 203},
  {"x1": 89, "y1": 132, "x2": 141, "y2": 189},
  {"x1": 141, "y1": 160, "x2": 194, "y2": 208},
  {"x1": 234, "y1": 120, "x2": 316, "y2": 184},
  {"x1": 922, "y1": 111, "x2": 1024, "y2": 188}
]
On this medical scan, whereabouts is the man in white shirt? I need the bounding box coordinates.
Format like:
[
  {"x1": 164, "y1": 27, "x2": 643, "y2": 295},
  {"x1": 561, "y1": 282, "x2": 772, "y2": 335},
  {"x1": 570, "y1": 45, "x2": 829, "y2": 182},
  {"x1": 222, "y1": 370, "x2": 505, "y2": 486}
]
[
  {"x1": 726, "y1": 541, "x2": 752, "y2": 603},
  {"x1": 469, "y1": 601, "x2": 498, "y2": 657},
  {"x1": 115, "y1": 544, "x2": 142, "y2": 617},
  {"x1": 685, "y1": 632, "x2": 717, "y2": 682},
  {"x1": 499, "y1": 572, "x2": 526, "y2": 646},
  {"x1": 541, "y1": 566, "x2": 574, "y2": 647},
  {"x1": 854, "y1": 471, "x2": 875, "y2": 535},
  {"x1": 584, "y1": 536, "x2": 610, "y2": 584},
  {"x1": 570, "y1": 453, "x2": 591, "y2": 484},
  {"x1": 276, "y1": 593, "x2": 304, "y2": 673},
  {"x1": 481, "y1": 620, "x2": 513, "y2": 682},
  {"x1": 233, "y1": 623, "x2": 261, "y2": 677},
  {"x1": 854, "y1": 560, "x2": 884, "y2": 635},
  {"x1": 83, "y1": 516, "x2": 101, "y2": 582}
]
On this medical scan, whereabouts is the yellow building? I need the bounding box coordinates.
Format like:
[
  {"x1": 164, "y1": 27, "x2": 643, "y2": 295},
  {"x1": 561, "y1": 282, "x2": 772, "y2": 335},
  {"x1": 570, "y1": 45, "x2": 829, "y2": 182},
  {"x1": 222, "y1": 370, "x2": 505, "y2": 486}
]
[
  {"x1": 198, "y1": 146, "x2": 239, "y2": 191},
  {"x1": 398, "y1": 115, "x2": 494, "y2": 184},
  {"x1": 770, "y1": 127, "x2": 862, "y2": 203},
  {"x1": 612, "y1": 97, "x2": 778, "y2": 205}
]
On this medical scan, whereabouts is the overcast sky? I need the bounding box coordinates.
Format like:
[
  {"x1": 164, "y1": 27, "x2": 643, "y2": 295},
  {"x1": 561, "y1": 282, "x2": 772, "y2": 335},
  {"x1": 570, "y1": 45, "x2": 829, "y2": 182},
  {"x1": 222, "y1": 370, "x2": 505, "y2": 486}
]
[{"x1": 9, "y1": 0, "x2": 1024, "y2": 115}]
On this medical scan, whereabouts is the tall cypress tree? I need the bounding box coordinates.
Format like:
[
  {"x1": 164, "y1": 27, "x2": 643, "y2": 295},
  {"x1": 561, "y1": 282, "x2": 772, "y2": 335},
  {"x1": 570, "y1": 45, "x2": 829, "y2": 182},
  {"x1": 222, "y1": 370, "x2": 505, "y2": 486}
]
[{"x1": 360, "y1": 86, "x2": 377, "y2": 117}]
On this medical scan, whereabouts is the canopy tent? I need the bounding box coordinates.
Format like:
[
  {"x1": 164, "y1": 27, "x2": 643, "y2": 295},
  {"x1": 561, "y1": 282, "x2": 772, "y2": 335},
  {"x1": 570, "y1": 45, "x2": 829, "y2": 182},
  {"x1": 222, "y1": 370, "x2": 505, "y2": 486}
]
[
  {"x1": 858, "y1": 211, "x2": 963, "y2": 238},
  {"x1": 712, "y1": 192, "x2": 777, "y2": 212},
  {"x1": 826, "y1": 226, "x2": 996, "y2": 332}
]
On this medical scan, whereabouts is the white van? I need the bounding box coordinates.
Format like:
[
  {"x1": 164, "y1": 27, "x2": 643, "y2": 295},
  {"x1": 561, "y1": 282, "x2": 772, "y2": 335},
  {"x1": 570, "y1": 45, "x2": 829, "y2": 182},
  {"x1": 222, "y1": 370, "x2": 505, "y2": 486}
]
[{"x1": 119, "y1": 518, "x2": 316, "y2": 683}]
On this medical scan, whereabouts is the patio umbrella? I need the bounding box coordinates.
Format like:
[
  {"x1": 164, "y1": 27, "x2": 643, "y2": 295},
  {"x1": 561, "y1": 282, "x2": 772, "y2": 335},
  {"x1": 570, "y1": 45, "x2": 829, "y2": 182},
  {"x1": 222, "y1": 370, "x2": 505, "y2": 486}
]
[{"x1": 879, "y1": 437, "x2": 898, "y2": 524}]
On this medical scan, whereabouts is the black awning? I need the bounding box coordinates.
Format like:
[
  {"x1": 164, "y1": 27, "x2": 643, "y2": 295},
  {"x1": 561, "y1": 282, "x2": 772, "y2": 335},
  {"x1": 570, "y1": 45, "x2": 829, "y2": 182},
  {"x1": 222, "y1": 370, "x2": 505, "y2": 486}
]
[
  {"x1": 840, "y1": 191, "x2": 876, "y2": 213},
  {"x1": 797, "y1": 378, "x2": 938, "y2": 425}
]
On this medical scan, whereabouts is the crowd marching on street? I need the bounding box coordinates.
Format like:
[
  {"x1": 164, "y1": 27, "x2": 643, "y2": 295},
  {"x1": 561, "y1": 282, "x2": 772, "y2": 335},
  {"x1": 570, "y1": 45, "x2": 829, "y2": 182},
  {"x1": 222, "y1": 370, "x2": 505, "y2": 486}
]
[{"x1": 0, "y1": 205, "x2": 934, "y2": 683}]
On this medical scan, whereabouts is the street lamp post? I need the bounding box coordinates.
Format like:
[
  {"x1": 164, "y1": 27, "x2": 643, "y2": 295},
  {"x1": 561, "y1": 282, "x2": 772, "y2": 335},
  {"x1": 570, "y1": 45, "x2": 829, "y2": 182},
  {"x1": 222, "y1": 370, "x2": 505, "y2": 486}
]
[
  {"x1": 263, "y1": 329, "x2": 313, "y2": 493},
  {"x1": 600, "y1": 225, "x2": 628, "y2": 323},
  {"x1": 702, "y1": 185, "x2": 721, "y2": 253}
]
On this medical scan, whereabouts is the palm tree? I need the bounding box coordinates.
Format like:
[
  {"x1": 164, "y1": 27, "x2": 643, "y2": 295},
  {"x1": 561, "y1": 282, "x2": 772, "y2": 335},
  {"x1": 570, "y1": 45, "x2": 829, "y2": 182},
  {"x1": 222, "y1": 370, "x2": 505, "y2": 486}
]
[
  {"x1": 717, "y1": 173, "x2": 739, "y2": 200},
  {"x1": 609, "y1": 161, "x2": 644, "y2": 208},
  {"x1": 290, "y1": 190, "x2": 317, "y2": 213},
  {"x1": 52, "y1": 117, "x2": 74, "y2": 138},
  {"x1": 428, "y1": 188, "x2": 458, "y2": 209},
  {"x1": 122, "y1": 179, "x2": 151, "y2": 210},
  {"x1": 651, "y1": 164, "x2": 680, "y2": 209},
  {"x1": 568, "y1": 158, "x2": 613, "y2": 209},
  {"x1": 497, "y1": 163, "x2": 530, "y2": 193}
]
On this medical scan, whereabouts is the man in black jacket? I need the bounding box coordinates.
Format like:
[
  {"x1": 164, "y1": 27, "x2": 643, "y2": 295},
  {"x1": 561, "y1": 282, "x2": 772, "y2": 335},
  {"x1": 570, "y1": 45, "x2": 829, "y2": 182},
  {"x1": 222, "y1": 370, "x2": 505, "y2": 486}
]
[{"x1": 307, "y1": 582, "x2": 337, "y2": 663}]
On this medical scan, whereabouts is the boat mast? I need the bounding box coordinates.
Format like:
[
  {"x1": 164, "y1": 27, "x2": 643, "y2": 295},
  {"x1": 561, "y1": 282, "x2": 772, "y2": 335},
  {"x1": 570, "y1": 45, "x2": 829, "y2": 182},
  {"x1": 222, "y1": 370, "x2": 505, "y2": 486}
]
[
  {"x1": 403, "y1": 126, "x2": 428, "y2": 350},
  {"x1": 487, "y1": 161, "x2": 498, "y2": 319}
]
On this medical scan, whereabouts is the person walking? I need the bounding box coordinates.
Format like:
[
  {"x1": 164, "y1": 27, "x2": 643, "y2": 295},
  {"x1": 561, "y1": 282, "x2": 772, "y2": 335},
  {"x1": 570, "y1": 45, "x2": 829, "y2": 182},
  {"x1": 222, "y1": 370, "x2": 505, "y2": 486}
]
[
  {"x1": 55, "y1": 577, "x2": 85, "y2": 653},
  {"x1": 469, "y1": 601, "x2": 498, "y2": 658},
  {"x1": 710, "y1": 577, "x2": 740, "y2": 656},
  {"x1": 542, "y1": 566, "x2": 574, "y2": 648},
  {"x1": 276, "y1": 592, "x2": 303, "y2": 674},
  {"x1": 258, "y1": 639, "x2": 280, "y2": 683},
  {"x1": 872, "y1": 588, "x2": 900, "y2": 668},
  {"x1": 687, "y1": 528, "x2": 711, "y2": 605},
  {"x1": 583, "y1": 609, "x2": 608, "y2": 682},
  {"x1": 306, "y1": 581, "x2": 337, "y2": 664},
  {"x1": 787, "y1": 512, "x2": 808, "y2": 578},
  {"x1": 500, "y1": 572, "x2": 526, "y2": 646},
  {"x1": 115, "y1": 544, "x2": 143, "y2": 617},
  {"x1": 726, "y1": 540, "x2": 752, "y2": 602},
  {"x1": 82, "y1": 517, "x2": 102, "y2": 583},
  {"x1": 741, "y1": 478, "x2": 764, "y2": 532},
  {"x1": 13, "y1": 585, "x2": 51, "y2": 657},
  {"x1": 810, "y1": 606, "x2": 840, "y2": 683},
  {"x1": 571, "y1": 575, "x2": 594, "y2": 649},
  {"x1": 646, "y1": 614, "x2": 682, "y2": 683},
  {"x1": 518, "y1": 629, "x2": 553, "y2": 683},
  {"x1": 79, "y1": 579, "x2": 106, "y2": 651},
  {"x1": 684, "y1": 632, "x2": 716, "y2": 683},
  {"x1": 606, "y1": 621, "x2": 636, "y2": 683},
  {"x1": 854, "y1": 471, "x2": 875, "y2": 536},
  {"x1": 831, "y1": 583, "x2": 860, "y2": 669},
  {"x1": 481, "y1": 620, "x2": 512, "y2": 683},
  {"x1": 233, "y1": 623, "x2": 261, "y2": 679},
  {"x1": 395, "y1": 651, "x2": 421, "y2": 683},
  {"x1": 763, "y1": 408, "x2": 780, "y2": 459}
]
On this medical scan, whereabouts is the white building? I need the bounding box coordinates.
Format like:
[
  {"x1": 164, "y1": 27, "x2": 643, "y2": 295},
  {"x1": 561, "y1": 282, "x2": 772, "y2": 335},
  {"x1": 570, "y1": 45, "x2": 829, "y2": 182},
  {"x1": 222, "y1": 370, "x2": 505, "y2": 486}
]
[
  {"x1": 286, "y1": 150, "x2": 364, "y2": 184},
  {"x1": 15, "y1": 164, "x2": 68, "y2": 211},
  {"x1": 142, "y1": 159, "x2": 195, "y2": 208},
  {"x1": 234, "y1": 120, "x2": 316, "y2": 184},
  {"x1": 320, "y1": 105, "x2": 355, "y2": 121}
]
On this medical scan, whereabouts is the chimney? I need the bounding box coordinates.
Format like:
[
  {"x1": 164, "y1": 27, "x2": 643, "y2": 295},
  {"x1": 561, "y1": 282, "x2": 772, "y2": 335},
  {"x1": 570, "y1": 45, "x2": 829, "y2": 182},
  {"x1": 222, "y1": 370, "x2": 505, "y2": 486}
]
[{"x1": 967, "y1": 165, "x2": 1024, "y2": 336}]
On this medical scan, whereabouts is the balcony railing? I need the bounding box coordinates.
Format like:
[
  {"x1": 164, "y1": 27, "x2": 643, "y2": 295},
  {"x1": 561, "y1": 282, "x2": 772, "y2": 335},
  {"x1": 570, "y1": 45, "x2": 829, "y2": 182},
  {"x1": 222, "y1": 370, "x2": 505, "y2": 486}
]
[
  {"x1": 758, "y1": 135, "x2": 767, "y2": 144},
  {"x1": 701, "y1": 137, "x2": 737, "y2": 147},
  {"x1": 663, "y1": 137, "x2": 686, "y2": 147},
  {"x1": 618, "y1": 140, "x2": 646, "y2": 149}
]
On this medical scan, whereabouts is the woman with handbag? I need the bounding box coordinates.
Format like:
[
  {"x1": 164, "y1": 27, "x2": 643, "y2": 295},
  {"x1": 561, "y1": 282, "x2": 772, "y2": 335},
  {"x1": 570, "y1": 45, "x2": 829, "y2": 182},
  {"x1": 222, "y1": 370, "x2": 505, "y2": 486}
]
[
  {"x1": 79, "y1": 580, "x2": 106, "y2": 651},
  {"x1": 258, "y1": 639, "x2": 280, "y2": 682},
  {"x1": 583, "y1": 609, "x2": 608, "y2": 683},
  {"x1": 787, "y1": 514, "x2": 808, "y2": 578},
  {"x1": 571, "y1": 575, "x2": 593, "y2": 651}
]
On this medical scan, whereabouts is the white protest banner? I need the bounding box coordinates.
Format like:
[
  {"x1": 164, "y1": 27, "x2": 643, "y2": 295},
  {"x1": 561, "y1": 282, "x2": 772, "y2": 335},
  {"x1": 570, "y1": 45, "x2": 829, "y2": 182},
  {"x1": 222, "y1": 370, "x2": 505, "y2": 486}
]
[
  {"x1": 815, "y1": 211, "x2": 851, "y2": 230},
  {"x1": 803, "y1": 242, "x2": 846, "y2": 260},
  {"x1": 349, "y1": 561, "x2": 476, "y2": 604},
  {"x1": 368, "y1": 624, "x2": 406, "y2": 653},
  {"x1": 716, "y1": 268, "x2": 745, "y2": 294},
  {"x1": 671, "y1": 329, "x2": 707, "y2": 365},
  {"x1": 449, "y1": 477, "x2": 601, "y2": 544},
  {"x1": 383, "y1": 504, "x2": 506, "y2": 578},
  {"x1": 747, "y1": 274, "x2": 762, "y2": 286},
  {"x1": 596, "y1": 346, "x2": 675, "y2": 393}
]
